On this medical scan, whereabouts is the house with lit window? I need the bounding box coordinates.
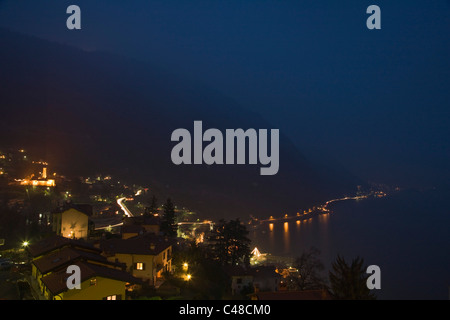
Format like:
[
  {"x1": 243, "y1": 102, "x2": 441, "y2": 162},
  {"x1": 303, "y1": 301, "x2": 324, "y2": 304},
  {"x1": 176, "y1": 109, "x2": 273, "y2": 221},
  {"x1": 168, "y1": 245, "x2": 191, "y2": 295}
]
[
  {"x1": 27, "y1": 235, "x2": 102, "y2": 263},
  {"x1": 41, "y1": 261, "x2": 141, "y2": 300},
  {"x1": 27, "y1": 235, "x2": 142, "y2": 300},
  {"x1": 52, "y1": 202, "x2": 94, "y2": 239},
  {"x1": 100, "y1": 233, "x2": 174, "y2": 286}
]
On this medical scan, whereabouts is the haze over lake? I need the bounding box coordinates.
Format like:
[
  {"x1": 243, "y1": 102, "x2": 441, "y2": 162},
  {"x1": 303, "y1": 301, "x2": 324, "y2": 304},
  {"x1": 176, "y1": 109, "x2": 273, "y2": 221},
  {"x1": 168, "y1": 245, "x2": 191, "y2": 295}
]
[{"x1": 250, "y1": 188, "x2": 450, "y2": 300}]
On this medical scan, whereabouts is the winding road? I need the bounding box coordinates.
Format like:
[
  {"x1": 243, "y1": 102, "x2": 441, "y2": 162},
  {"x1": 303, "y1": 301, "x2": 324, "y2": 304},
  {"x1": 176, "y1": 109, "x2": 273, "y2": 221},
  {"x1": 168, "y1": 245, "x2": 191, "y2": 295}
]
[{"x1": 117, "y1": 197, "x2": 133, "y2": 217}]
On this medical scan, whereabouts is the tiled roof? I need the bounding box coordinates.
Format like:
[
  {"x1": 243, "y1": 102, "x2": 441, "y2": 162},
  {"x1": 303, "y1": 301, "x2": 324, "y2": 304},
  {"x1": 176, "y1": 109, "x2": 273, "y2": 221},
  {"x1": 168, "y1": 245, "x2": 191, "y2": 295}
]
[
  {"x1": 101, "y1": 233, "x2": 174, "y2": 256},
  {"x1": 121, "y1": 224, "x2": 145, "y2": 234},
  {"x1": 123, "y1": 216, "x2": 161, "y2": 226},
  {"x1": 224, "y1": 265, "x2": 282, "y2": 279},
  {"x1": 250, "y1": 289, "x2": 334, "y2": 300},
  {"x1": 41, "y1": 261, "x2": 143, "y2": 296},
  {"x1": 27, "y1": 235, "x2": 100, "y2": 258},
  {"x1": 223, "y1": 265, "x2": 254, "y2": 277},
  {"x1": 52, "y1": 202, "x2": 93, "y2": 216},
  {"x1": 32, "y1": 247, "x2": 125, "y2": 274}
]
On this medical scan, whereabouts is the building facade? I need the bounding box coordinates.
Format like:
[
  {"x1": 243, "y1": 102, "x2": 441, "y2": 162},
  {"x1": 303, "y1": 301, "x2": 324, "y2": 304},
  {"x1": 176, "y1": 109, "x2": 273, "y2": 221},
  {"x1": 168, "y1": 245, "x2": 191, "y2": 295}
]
[
  {"x1": 27, "y1": 235, "x2": 141, "y2": 300},
  {"x1": 52, "y1": 203, "x2": 93, "y2": 239},
  {"x1": 101, "y1": 233, "x2": 174, "y2": 286}
]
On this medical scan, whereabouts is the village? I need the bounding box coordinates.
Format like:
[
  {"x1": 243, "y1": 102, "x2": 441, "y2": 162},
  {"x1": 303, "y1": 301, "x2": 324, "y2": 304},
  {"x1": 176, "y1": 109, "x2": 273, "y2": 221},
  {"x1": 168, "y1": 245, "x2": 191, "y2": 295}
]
[{"x1": 0, "y1": 147, "x2": 334, "y2": 300}]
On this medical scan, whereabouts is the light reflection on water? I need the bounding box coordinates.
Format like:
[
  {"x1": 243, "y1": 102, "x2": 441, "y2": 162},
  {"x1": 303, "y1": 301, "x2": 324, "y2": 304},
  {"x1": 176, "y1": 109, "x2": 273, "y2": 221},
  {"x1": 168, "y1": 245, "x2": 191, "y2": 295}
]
[
  {"x1": 251, "y1": 214, "x2": 330, "y2": 258},
  {"x1": 249, "y1": 191, "x2": 450, "y2": 299},
  {"x1": 283, "y1": 222, "x2": 289, "y2": 252}
]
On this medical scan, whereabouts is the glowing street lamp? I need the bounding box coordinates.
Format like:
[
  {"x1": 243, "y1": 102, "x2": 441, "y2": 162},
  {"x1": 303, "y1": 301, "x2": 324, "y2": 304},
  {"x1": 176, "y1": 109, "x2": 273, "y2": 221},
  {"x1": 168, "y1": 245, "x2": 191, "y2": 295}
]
[
  {"x1": 22, "y1": 241, "x2": 29, "y2": 248},
  {"x1": 183, "y1": 262, "x2": 188, "y2": 271},
  {"x1": 185, "y1": 274, "x2": 192, "y2": 281}
]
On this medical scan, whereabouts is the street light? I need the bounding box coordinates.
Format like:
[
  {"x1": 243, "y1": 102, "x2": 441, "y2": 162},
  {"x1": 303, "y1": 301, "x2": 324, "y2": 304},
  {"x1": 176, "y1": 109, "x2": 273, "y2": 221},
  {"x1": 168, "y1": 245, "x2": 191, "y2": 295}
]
[
  {"x1": 183, "y1": 262, "x2": 188, "y2": 271},
  {"x1": 22, "y1": 241, "x2": 29, "y2": 248}
]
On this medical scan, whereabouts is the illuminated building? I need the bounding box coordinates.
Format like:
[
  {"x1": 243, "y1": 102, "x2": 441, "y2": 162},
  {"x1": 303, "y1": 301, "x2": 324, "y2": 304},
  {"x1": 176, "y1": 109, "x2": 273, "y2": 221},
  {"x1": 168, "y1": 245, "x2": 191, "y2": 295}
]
[
  {"x1": 52, "y1": 203, "x2": 94, "y2": 240},
  {"x1": 100, "y1": 233, "x2": 174, "y2": 287},
  {"x1": 26, "y1": 235, "x2": 142, "y2": 300},
  {"x1": 17, "y1": 167, "x2": 56, "y2": 187},
  {"x1": 19, "y1": 178, "x2": 56, "y2": 187}
]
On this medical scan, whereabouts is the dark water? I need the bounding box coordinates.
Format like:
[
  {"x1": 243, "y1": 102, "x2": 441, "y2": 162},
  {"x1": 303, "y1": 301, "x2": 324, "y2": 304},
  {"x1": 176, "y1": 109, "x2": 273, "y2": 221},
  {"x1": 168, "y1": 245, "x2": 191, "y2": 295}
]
[{"x1": 249, "y1": 188, "x2": 450, "y2": 299}]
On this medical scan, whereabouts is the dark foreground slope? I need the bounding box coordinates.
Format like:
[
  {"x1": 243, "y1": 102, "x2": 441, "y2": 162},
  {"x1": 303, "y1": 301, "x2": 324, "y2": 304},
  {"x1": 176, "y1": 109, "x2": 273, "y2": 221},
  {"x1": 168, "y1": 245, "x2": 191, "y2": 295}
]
[{"x1": 0, "y1": 29, "x2": 361, "y2": 219}]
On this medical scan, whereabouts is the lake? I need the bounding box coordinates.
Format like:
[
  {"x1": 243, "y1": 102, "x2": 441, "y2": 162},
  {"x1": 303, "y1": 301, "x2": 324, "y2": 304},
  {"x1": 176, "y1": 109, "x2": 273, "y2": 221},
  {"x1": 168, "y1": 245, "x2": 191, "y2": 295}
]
[{"x1": 249, "y1": 188, "x2": 450, "y2": 299}]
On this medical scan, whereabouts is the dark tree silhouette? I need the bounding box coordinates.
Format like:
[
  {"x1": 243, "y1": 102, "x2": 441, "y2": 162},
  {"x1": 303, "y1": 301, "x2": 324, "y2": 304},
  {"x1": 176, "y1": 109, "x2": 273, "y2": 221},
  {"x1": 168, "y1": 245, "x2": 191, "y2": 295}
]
[
  {"x1": 144, "y1": 195, "x2": 158, "y2": 216},
  {"x1": 160, "y1": 198, "x2": 177, "y2": 237},
  {"x1": 329, "y1": 255, "x2": 376, "y2": 300},
  {"x1": 208, "y1": 219, "x2": 251, "y2": 267},
  {"x1": 290, "y1": 246, "x2": 326, "y2": 290}
]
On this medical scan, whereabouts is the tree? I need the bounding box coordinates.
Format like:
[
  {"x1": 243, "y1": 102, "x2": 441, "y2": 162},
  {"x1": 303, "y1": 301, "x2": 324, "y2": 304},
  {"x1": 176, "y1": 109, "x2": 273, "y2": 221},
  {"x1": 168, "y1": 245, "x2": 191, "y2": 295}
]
[
  {"x1": 289, "y1": 246, "x2": 326, "y2": 290},
  {"x1": 172, "y1": 239, "x2": 204, "y2": 272},
  {"x1": 328, "y1": 255, "x2": 376, "y2": 300},
  {"x1": 208, "y1": 219, "x2": 251, "y2": 267},
  {"x1": 169, "y1": 240, "x2": 229, "y2": 299},
  {"x1": 144, "y1": 195, "x2": 158, "y2": 217},
  {"x1": 160, "y1": 198, "x2": 177, "y2": 238},
  {"x1": 0, "y1": 205, "x2": 26, "y2": 248}
]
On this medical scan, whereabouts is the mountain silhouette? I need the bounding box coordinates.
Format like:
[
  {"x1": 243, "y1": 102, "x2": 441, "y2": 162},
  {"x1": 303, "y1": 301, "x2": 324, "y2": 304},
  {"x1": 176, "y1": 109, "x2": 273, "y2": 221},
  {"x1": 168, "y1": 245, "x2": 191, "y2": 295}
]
[{"x1": 0, "y1": 28, "x2": 361, "y2": 220}]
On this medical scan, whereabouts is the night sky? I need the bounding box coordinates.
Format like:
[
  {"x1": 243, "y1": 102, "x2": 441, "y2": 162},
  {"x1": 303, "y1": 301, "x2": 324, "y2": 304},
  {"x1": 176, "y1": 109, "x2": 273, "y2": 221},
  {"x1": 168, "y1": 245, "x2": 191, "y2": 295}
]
[{"x1": 1, "y1": 0, "x2": 449, "y2": 188}]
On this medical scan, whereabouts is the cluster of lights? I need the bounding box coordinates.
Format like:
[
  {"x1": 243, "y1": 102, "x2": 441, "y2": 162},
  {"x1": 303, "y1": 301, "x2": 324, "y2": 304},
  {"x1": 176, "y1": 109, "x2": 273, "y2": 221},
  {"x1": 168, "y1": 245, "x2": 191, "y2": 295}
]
[
  {"x1": 32, "y1": 161, "x2": 49, "y2": 166},
  {"x1": 182, "y1": 262, "x2": 191, "y2": 281},
  {"x1": 265, "y1": 193, "x2": 375, "y2": 224},
  {"x1": 19, "y1": 179, "x2": 56, "y2": 187}
]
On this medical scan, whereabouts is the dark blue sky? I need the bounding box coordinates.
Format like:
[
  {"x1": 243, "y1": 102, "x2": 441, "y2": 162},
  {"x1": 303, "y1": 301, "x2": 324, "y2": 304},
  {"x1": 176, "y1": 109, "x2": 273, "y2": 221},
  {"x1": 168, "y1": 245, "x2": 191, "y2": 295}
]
[{"x1": 1, "y1": 0, "x2": 449, "y2": 187}]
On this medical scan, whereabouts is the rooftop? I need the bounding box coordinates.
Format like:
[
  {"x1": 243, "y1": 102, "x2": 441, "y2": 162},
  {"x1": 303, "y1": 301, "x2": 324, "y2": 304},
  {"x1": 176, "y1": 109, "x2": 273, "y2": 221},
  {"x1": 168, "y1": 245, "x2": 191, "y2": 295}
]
[
  {"x1": 27, "y1": 235, "x2": 100, "y2": 258},
  {"x1": 121, "y1": 224, "x2": 145, "y2": 234},
  {"x1": 41, "y1": 261, "x2": 143, "y2": 296},
  {"x1": 123, "y1": 215, "x2": 161, "y2": 226},
  {"x1": 32, "y1": 246, "x2": 125, "y2": 275},
  {"x1": 52, "y1": 202, "x2": 93, "y2": 217},
  {"x1": 250, "y1": 289, "x2": 334, "y2": 300},
  {"x1": 224, "y1": 265, "x2": 281, "y2": 279},
  {"x1": 100, "y1": 233, "x2": 174, "y2": 256}
]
